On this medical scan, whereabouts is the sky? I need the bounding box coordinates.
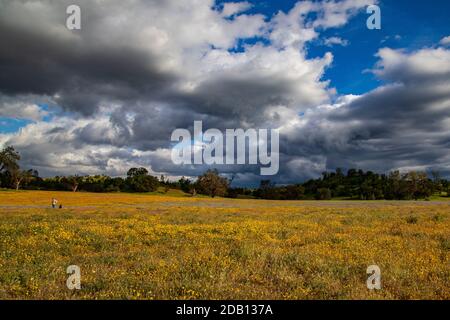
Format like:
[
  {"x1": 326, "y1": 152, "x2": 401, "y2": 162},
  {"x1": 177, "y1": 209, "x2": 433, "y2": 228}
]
[{"x1": 0, "y1": 0, "x2": 449, "y2": 186}]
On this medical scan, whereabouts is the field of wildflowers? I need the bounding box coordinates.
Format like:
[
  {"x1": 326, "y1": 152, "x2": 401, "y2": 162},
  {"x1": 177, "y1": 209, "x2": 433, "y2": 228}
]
[{"x1": 0, "y1": 190, "x2": 448, "y2": 299}]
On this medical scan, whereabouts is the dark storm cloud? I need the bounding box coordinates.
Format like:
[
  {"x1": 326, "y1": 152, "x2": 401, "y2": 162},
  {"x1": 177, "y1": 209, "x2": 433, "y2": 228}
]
[
  {"x1": 332, "y1": 84, "x2": 450, "y2": 131},
  {"x1": 0, "y1": 0, "x2": 327, "y2": 119},
  {"x1": 176, "y1": 76, "x2": 298, "y2": 121},
  {"x1": 0, "y1": 17, "x2": 175, "y2": 115}
]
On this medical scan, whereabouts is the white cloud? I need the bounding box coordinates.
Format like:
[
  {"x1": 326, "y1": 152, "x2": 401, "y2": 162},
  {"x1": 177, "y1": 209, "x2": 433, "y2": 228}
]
[
  {"x1": 312, "y1": 0, "x2": 377, "y2": 29},
  {"x1": 440, "y1": 36, "x2": 450, "y2": 46},
  {"x1": 0, "y1": 95, "x2": 50, "y2": 121},
  {"x1": 269, "y1": 0, "x2": 373, "y2": 49},
  {"x1": 324, "y1": 36, "x2": 349, "y2": 47},
  {"x1": 373, "y1": 47, "x2": 450, "y2": 81},
  {"x1": 221, "y1": 1, "x2": 252, "y2": 17}
]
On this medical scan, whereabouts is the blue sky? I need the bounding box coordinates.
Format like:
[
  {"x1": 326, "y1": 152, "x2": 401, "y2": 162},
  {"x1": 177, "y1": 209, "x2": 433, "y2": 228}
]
[
  {"x1": 311, "y1": 0, "x2": 450, "y2": 94},
  {"x1": 0, "y1": 118, "x2": 32, "y2": 133},
  {"x1": 222, "y1": 0, "x2": 450, "y2": 94},
  {"x1": 0, "y1": 103, "x2": 52, "y2": 133}
]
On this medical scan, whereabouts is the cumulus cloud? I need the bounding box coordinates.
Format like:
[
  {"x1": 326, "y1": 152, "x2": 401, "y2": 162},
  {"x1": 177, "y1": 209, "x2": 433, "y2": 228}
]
[
  {"x1": 311, "y1": 0, "x2": 377, "y2": 29},
  {"x1": 0, "y1": 95, "x2": 50, "y2": 121},
  {"x1": 373, "y1": 47, "x2": 450, "y2": 83},
  {"x1": 0, "y1": 114, "x2": 168, "y2": 177},
  {"x1": 221, "y1": 1, "x2": 252, "y2": 17},
  {"x1": 440, "y1": 36, "x2": 450, "y2": 46},
  {"x1": 324, "y1": 36, "x2": 349, "y2": 47}
]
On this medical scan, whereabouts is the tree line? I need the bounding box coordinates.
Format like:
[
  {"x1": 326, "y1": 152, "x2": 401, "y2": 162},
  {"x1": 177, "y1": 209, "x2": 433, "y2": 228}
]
[
  {"x1": 1, "y1": 146, "x2": 449, "y2": 200},
  {"x1": 247, "y1": 169, "x2": 449, "y2": 200}
]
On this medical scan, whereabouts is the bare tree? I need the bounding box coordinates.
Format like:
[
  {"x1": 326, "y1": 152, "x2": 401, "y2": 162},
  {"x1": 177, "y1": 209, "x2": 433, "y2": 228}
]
[
  {"x1": 68, "y1": 175, "x2": 82, "y2": 192},
  {"x1": 11, "y1": 169, "x2": 35, "y2": 191}
]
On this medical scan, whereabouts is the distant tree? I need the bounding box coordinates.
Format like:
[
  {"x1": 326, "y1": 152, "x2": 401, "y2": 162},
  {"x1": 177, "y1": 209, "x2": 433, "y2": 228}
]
[
  {"x1": 178, "y1": 177, "x2": 193, "y2": 193},
  {"x1": 80, "y1": 175, "x2": 109, "y2": 192},
  {"x1": 127, "y1": 167, "x2": 149, "y2": 178},
  {"x1": 11, "y1": 169, "x2": 37, "y2": 190},
  {"x1": 226, "y1": 187, "x2": 254, "y2": 199},
  {"x1": 257, "y1": 180, "x2": 278, "y2": 199},
  {"x1": 431, "y1": 171, "x2": 443, "y2": 194},
  {"x1": 66, "y1": 175, "x2": 82, "y2": 192},
  {"x1": 159, "y1": 174, "x2": 171, "y2": 193},
  {"x1": 316, "y1": 188, "x2": 332, "y2": 200},
  {"x1": 196, "y1": 169, "x2": 229, "y2": 198},
  {"x1": 405, "y1": 171, "x2": 433, "y2": 200},
  {"x1": 126, "y1": 167, "x2": 159, "y2": 192},
  {"x1": 0, "y1": 146, "x2": 21, "y2": 188},
  {"x1": 281, "y1": 185, "x2": 305, "y2": 200},
  {"x1": 0, "y1": 146, "x2": 20, "y2": 173},
  {"x1": 103, "y1": 177, "x2": 125, "y2": 192}
]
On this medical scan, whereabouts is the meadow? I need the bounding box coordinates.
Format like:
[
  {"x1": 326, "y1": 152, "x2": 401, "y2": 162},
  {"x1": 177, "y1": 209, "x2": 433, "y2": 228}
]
[{"x1": 0, "y1": 190, "x2": 448, "y2": 300}]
